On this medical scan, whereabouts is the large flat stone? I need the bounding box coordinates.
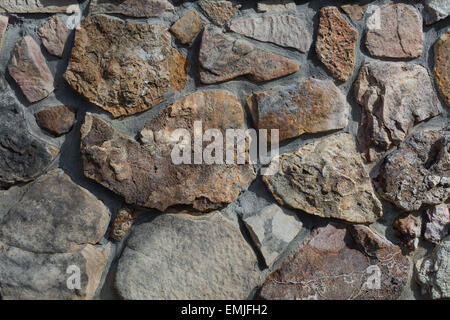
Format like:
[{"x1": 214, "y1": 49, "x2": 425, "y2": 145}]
[
  {"x1": 89, "y1": 0, "x2": 174, "y2": 18},
  {"x1": 263, "y1": 133, "x2": 382, "y2": 224},
  {"x1": 434, "y1": 29, "x2": 449, "y2": 108},
  {"x1": 115, "y1": 212, "x2": 260, "y2": 299},
  {"x1": 64, "y1": 15, "x2": 188, "y2": 118},
  {"x1": 0, "y1": 0, "x2": 79, "y2": 13},
  {"x1": 37, "y1": 16, "x2": 69, "y2": 58}
]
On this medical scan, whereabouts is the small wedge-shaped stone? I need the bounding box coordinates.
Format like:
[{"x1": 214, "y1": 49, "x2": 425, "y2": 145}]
[
  {"x1": 366, "y1": 3, "x2": 423, "y2": 58},
  {"x1": 170, "y1": 10, "x2": 204, "y2": 44},
  {"x1": 37, "y1": 16, "x2": 69, "y2": 58},
  {"x1": 81, "y1": 91, "x2": 256, "y2": 212},
  {"x1": 0, "y1": 0, "x2": 78, "y2": 13},
  {"x1": 260, "y1": 224, "x2": 410, "y2": 300},
  {"x1": 316, "y1": 7, "x2": 358, "y2": 81},
  {"x1": 198, "y1": 0, "x2": 241, "y2": 26},
  {"x1": 0, "y1": 169, "x2": 110, "y2": 300},
  {"x1": 377, "y1": 129, "x2": 450, "y2": 212},
  {"x1": 89, "y1": 0, "x2": 174, "y2": 18},
  {"x1": 8, "y1": 36, "x2": 55, "y2": 103},
  {"x1": 247, "y1": 79, "x2": 349, "y2": 142},
  {"x1": 199, "y1": 26, "x2": 299, "y2": 84},
  {"x1": 115, "y1": 212, "x2": 260, "y2": 299},
  {"x1": 355, "y1": 61, "x2": 439, "y2": 162},
  {"x1": 423, "y1": 0, "x2": 450, "y2": 25},
  {"x1": 434, "y1": 29, "x2": 450, "y2": 108},
  {"x1": 230, "y1": 15, "x2": 312, "y2": 53},
  {"x1": 0, "y1": 16, "x2": 7, "y2": 52},
  {"x1": 65, "y1": 15, "x2": 188, "y2": 118},
  {"x1": 263, "y1": 133, "x2": 382, "y2": 224}
]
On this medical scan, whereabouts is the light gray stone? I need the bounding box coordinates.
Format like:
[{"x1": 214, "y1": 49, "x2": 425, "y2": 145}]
[
  {"x1": 0, "y1": 16, "x2": 7, "y2": 52},
  {"x1": 423, "y1": 0, "x2": 450, "y2": 25},
  {"x1": 257, "y1": 0, "x2": 296, "y2": 13},
  {"x1": 424, "y1": 204, "x2": 450, "y2": 244},
  {"x1": 0, "y1": 0, "x2": 79, "y2": 13}
]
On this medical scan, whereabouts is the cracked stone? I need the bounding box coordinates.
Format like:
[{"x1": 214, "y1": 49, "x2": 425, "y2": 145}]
[
  {"x1": 37, "y1": 16, "x2": 69, "y2": 58},
  {"x1": 198, "y1": 0, "x2": 241, "y2": 27},
  {"x1": 316, "y1": 6, "x2": 358, "y2": 81},
  {"x1": 64, "y1": 15, "x2": 188, "y2": 118},
  {"x1": 423, "y1": 0, "x2": 450, "y2": 25},
  {"x1": 246, "y1": 79, "x2": 349, "y2": 142},
  {"x1": 0, "y1": 16, "x2": 7, "y2": 52},
  {"x1": 89, "y1": 0, "x2": 174, "y2": 18},
  {"x1": 0, "y1": 0, "x2": 79, "y2": 13},
  {"x1": 260, "y1": 223, "x2": 410, "y2": 300},
  {"x1": 366, "y1": 3, "x2": 423, "y2": 58},
  {"x1": 257, "y1": 0, "x2": 296, "y2": 13},
  {"x1": 34, "y1": 105, "x2": 76, "y2": 137},
  {"x1": 0, "y1": 169, "x2": 110, "y2": 300},
  {"x1": 8, "y1": 36, "x2": 55, "y2": 103},
  {"x1": 355, "y1": 61, "x2": 439, "y2": 162},
  {"x1": 434, "y1": 29, "x2": 450, "y2": 108},
  {"x1": 199, "y1": 26, "x2": 299, "y2": 84},
  {"x1": 170, "y1": 10, "x2": 204, "y2": 44},
  {"x1": 424, "y1": 204, "x2": 450, "y2": 244},
  {"x1": 341, "y1": 3, "x2": 368, "y2": 21},
  {"x1": 377, "y1": 129, "x2": 450, "y2": 212},
  {"x1": 263, "y1": 133, "x2": 382, "y2": 224},
  {"x1": 80, "y1": 91, "x2": 256, "y2": 212},
  {"x1": 115, "y1": 212, "x2": 260, "y2": 299},
  {"x1": 230, "y1": 15, "x2": 312, "y2": 53}
]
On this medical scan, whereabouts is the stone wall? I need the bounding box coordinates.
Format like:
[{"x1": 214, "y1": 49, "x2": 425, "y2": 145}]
[{"x1": 0, "y1": 0, "x2": 448, "y2": 300}]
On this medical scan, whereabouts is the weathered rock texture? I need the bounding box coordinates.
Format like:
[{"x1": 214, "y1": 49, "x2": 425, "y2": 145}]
[
  {"x1": 199, "y1": 26, "x2": 299, "y2": 84},
  {"x1": 64, "y1": 15, "x2": 188, "y2": 118},
  {"x1": 80, "y1": 91, "x2": 256, "y2": 212},
  {"x1": 110, "y1": 207, "x2": 136, "y2": 241},
  {"x1": 243, "y1": 204, "x2": 302, "y2": 267},
  {"x1": 257, "y1": 0, "x2": 296, "y2": 13},
  {"x1": 260, "y1": 224, "x2": 410, "y2": 300},
  {"x1": 8, "y1": 36, "x2": 55, "y2": 103},
  {"x1": 316, "y1": 6, "x2": 358, "y2": 81},
  {"x1": 341, "y1": 3, "x2": 367, "y2": 21},
  {"x1": 170, "y1": 10, "x2": 204, "y2": 44},
  {"x1": 0, "y1": 169, "x2": 110, "y2": 300},
  {"x1": 230, "y1": 15, "x2": 312, "y2": 53},
  {"x1": 0, "y1": 0, "x2": 78, "y2": 13},
  {"x1": 198, "y1": 0, "x2": 241, "y2": 26},
  {"x1": 37, "y1": 16, "x2": 69, "y2": 58},
  {"x1": 263, "y1": 133, "x2": 382, "y2": 224},
  {"x1": 423, "y1": 0, "x2": 450, "y2": 25},
  {"x1": 355, "y1": 61, "x2": 439, "y2": 162},
  {"x1": 417, "y1": 234, "x2": 450, "y2": 299},
  {"x1": 434, "y1": 29, "x2": 449, "y2": 108},
  {"x1": 34, "y1": 105, "x2": 76, "y2": 137},
  {"x1": 89, "y1": 0, "x2": 174, "y2": 18},
  {"x1": 0, "y1": 83, "x2": 59, "y2": 189},
  {"x1": 246, "y1": 79, "x2": 349, "y2": 142},
  {"x1": 377, "y1": 130, "x2": 450, "y2": 212},
  {"x1": 366, "y1": 3, "x2": 423, "y2": 58},
  {"x1": 424, "y1": 204, "x2": 450, "y2": 244},
  {"x1": 115, "y1": 212, "x2": 260, "y2": 299},
  {"x1": 393, "y1": 215, "x2": 421, "y2": 250},
  {"x1": 0, "y1": 16, "x2": 7, "y2": 52}
]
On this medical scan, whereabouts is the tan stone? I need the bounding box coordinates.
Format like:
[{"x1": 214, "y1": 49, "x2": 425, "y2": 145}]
[
  {"x1": 198, "y1": 0, "x2": 241, "y2": 26},
  {"x1": 0, "y1": 16, "x2": 8, "y2": 52},
  {"x1": 434, "y1": 29, "x2": 450, "y2": 108},
  {"x1": 170, "y1": 10, "x2": 204, "y2": 44},
  {"x1": 110, "y1": 207, "x2": 137, "y2": 241},
  {"x1": 34, "y1": 105, "x2": 76, "y2": 137},
  {"x1": 341, "y1": 3, "x2": 368, "y2": 20}
]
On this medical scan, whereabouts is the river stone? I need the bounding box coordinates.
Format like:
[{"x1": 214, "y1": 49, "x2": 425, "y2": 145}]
[
  {"x1": 366, "y1": 3, "x2": 423, "y2": 58},
  {"x1": 416, "y1": 234, "x2": 450, "y2": 299},
  {"x1": 8, "y1": 36, "x2": 55, "y2": 103},
  {"x1": 0, "y1": 83, "x2": 59, "y2": 189},
  {"x1": 243, "y1": 204, "x2": 302, "y2": 268},
  {"x1": 199, "y1": 26, "x2": 299, "y2": 84},
  {"x1": 263, "y1": 133, "x2": 382, "y2": 224},
  {"x1": 115, "y1": 212, "x2": 260, "y2": 299},
  {"x1": 64, "y1": 15, "x2": 188, "y2": 118},
  {"x1": 170, "y1": 10, "x2": 204, "y2": 44},
  {"x1": 257, "y1": 0, "x2": 296, "y2": 13},
  {"x1": 0, "y1": 169, "x2": 110, "y2": 300},
  {"x1": 316, "y1": 6, "x2": 358, "y2": 81},
  {"x1": 341, "y1": 3, "x2": 368, "y2": 21},
  {"x1": 34, "y1": 105, "x2": 76, "y2": 137},
  {"x1": 80, "y1": 91, "x2": 256, "y2": 212},
  {"x1": 0, "y1": 0, "x2": 79, "y2": 13},
  {"x1": 423, "y1": 0, "x2": 450, "y2": 25},
  {"x1": 89, "y1": 0, "x2": 174, "y2": 18},
  {"x1": 230, "y1": 15, "x2": 312, "y2": 53},
  {"x1": 198, "y1": 0, "x2": 241, "y2": 27},
  {"x1": 377, "y1": 130, "x2": 450, "y2": 212},
  {"x1": 355, "y1": 61, "x2": 439, "y2": 162},
  {"x1": 246, "y1": 79, "x2": 349, "y2": 142},
  {"x1": 434, "y1": 29, "x2": 449, "y2": 108},
  {"x1": 424, "y1": 204, "x2": 450, "y2": 244},
  {"x1": 0, "y1": 16, "x2": 7, "y2": 52},
  {"x1": 37, "y1": 16, "x2": 69, "y2": 58},
  {"x1": 260, "y1": 224, "x2": 410, "y2": 300}
]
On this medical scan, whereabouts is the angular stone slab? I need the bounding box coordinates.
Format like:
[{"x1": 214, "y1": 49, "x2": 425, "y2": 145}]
[
  {"x1": 423, "y1": 0, "x2": 450, "y2": 25},
  {"x1": 170, "y1": 10, "x2": 204, "y2": 44},
  {"x1": 377, "y1": 129, "x2": 449, "y2": 212},
  {"x1": 65, "y1": 15, "x2": 188, "y2": 118},
  {"x1": 247, "y1": 79, "x2": 349, "y2": 142},
  {"x1": 230, "y1": 15, "x2": 312, "y2": 53},
  {"x1": 0, "y1": 0, "x2": 78, "y2": 13},
  {"x1": 198, "y1": 0, "x2": 241, "y2": 27},
  {"x1": 366, "y1": 3, "x2": 423, "y2": 58},
  {"x1": 80, "y1": 91, "x2": 256, "y2": 212},
  {"x1": 0, "y1": 16, "x2": 7, "y2": 52},
  {"x1": 37, "y1": 16, "x2": 69, "y2": 58},
  {"x1": 8, "y1": 36, "x2": 55, "y2": 103},
  {"x1": 0, "y1": 169, "x2": 110, "y2": 300},
  {"x1": 260, "y1": 224, "x2": 410, "y2": 300},
  {"x1": 316, "y1": 6, "x2": 358, "y2": 81},
  {"x1": 89, "y1": 0, "x2": 174, "y2": 18},
  {"x1": 115, "y1": 212, "x2": 260, "y2": 299},
  {"x1": 263, "y1": 133, "x2": 382, "y2": 224},
  {"x1": 355, "y1": 61, "x2": 439, "y2": 162},
  {"x1": 434, "y1": 29, "x2": 450, "y2": 108},
  {"x1": 199, "y1": 26, "x2": 299, "y2": 84}
]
